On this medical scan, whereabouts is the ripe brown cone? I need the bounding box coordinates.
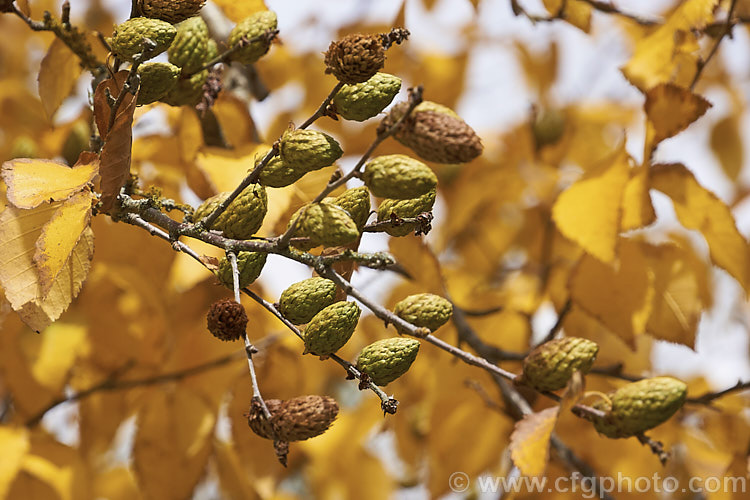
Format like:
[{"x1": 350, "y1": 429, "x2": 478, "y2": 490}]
[
  {"x1": 206, "y1": 298, "x2": 247, "y2": 341},
  {"x1": 324, "y1": 33, "x2": 385, "y2": 84},
  {"x1": 246, "y1": 395, "x2": 339, "y2": 442},
  {"x1": 381, "y1": 103, "x2": 483, "y2": 163}
]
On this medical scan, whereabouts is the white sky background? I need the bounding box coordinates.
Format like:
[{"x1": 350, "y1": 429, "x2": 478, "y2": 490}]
[{"x1": 36, "y1": 0, "x2": 750, "y2": 498}]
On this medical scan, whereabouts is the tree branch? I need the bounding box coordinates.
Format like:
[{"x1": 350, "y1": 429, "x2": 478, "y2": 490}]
[
  {"x1": 11, "y1": 2, "x2": 103, "y2": 71},
  {"x1": 686, "y1": 380, "x2": 750, "y2": 405},
  {"x1": 690, "y1": 0, "x2": 739, "y2": 90},
  {"x1": 24, "y1": 343, "x2": 279, "y2": 427}
]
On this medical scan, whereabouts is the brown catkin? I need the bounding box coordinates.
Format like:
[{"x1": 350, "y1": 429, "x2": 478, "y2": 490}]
[
  {"x1": 324, "y1": 33, "x2": 385, "y2": 84},
  {"x1": 206, "y1": 298, "x2": 247, "y2": 341}
]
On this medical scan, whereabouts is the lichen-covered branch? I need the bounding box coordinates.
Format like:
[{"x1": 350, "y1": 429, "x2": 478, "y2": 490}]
[{"x1": 11, "y1": 1, "x2": 103, "y2": 71}]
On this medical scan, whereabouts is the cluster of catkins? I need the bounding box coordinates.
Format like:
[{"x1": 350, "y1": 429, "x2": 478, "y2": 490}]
[
  {"x1": 109, "y1": 0, "x2": 278, "y2": 106},
  {"x1": 187, "y1": 4, "x2": 685, "y2": 459},
  {"x1": 518, "y1": 337, "x2": 688, "y2": 438}
]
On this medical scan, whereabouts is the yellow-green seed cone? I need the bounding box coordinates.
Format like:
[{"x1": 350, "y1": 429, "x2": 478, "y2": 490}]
[
  {"x1": 167, "y1": 16, "x2": 209, "y2": 74},
  {"x1": 279, "y1": 129, "x2": 343, "y2": 172},
  {"x1": 278, "y1": 277, "x2": 338, "y2": 325},
  {"x1": 193, "y1": 184, "x2": 268, "y2": 240},
  {"x1": 161, "y1": 69, "x2": 207, "y2": 106},
  {"x1": 257, "y1": 151, "x2": 308, "y2": 188},
  {"x1": 228, "y1": 10, "x2": 277, "y2": 65},
  {"x1": 205, "y1": 38, "x2": 218, "y2": 61},
  {"x1": 9, "y1": 136, "x2": 38, "y2": 159},
  {"x1": 357, "y1": 337, "x2": 420, "y2": 386},
  {"x1": 216, "y1": 251, "x2": 267, "y2": 289},
  {"x1": 521, "y1": 337, "x2": 599, "y2": 392},
  {"x1": 289, "y1": 203, "x2": 359, "y2": 250},
  {"x1": 303, "y1": 301, "x2": 361, "y2": 355},
  {"x1": 333, "y1": 72, "x2": 402, "y2": 122},
  {"x1": 591, "y1": 377, "x2": 688, "y2": 438},
  {"x1": 61, "y1": 120, "x2": 91, "y2": 166},
  {"x1": 137, "y1": 62, "x2": 180, "y2": 105},
  {"x1": 532, "y1": 108, "x2": 566, "y2": 149},
  {"x1": 110, "y1": 17, "x2": 176, "y2": 61},
  {"x1": 377, "y1": 188, "x2": 436, "y2": 236},
  {"x1": 393, "y1": 293, "x2": 453, "y2": 334},
  {"x1": 363, "y1": 154, "x2": 437, "y2": 199},
  {"x1": 327, "y1": 186, "x2": 371, "y2": 229}
]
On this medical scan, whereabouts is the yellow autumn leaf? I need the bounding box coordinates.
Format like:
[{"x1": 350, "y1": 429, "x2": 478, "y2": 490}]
[
  {"x1": 514, "y1": 41, "x2": 558, "y2": 96},
  {"x1": 92, "y1": 467, "x2": 142, "y2": 500},
  {"x1": 18, "y1": 227, "x2": 94, "y2": 333},
  {"x1": 19, "y1": 434, "x2": 89, "y2": 500},
  {"x1": 212, "y1": 0, "x2": 267, "y2": 22},
  {"x1": 710, "y1": 115, "x2": 743, "y2": 181},
  {"x1": 543, "y1": 0, "x2": 592, "y2": 32},
  {"x1": 643, "y1": 242, "x2": 710, "y2": 348},
  {"x1": 166, "y1": 239, "x2": 222, "y2": 294},
  {"x1": 34, "y1": 190, "x2": 92, "y2": 295},
  {"x1": 552, "y1": 148, "x2": 630, "y2": 263},
  {"x1": 213, "y1": 93, "x2": 259, "y2": 148},
  {"x1": 38, "y1": 37, "x2": 82, "y2": 120},
  {"x1": 21, "y1": 454, "x2": 76, "y2": 500},
  {"x1": 620, "y1": 166, "x2": 656, "y2": 231},
  {"x1": 212, "y1": 439, "x2": 258, "y2": 500},
  {"x1": 651, "y1": 163, "x2": 749, "y2": 292},
  {"x1": 175, "y1": 107, "x2": 204, "y2": 163},
  {"x1": 133, "y1": 389, "x2": 215, "y2": 500},
  {"x1": 195, "y1": 144, "x2": 268, "y2": 193},
  {"x1": 1, "y1": 157, "x2": 98, "y2": 209},
  {"x1": 510, "y1": 406, "x2": 559, "y2": 477},
  {"x1": 0, "y1": 188, "x2": 94, "y2": 332},
  {"x1": 622, "y1": 0, "x2": 718, "y2": 91},
  {"x1": 569, "y1": 238, "x2": 654, "y2": 347},
  {"x1": 0, "y1": 314, "x2": 58, "y2": 418},
  {"x1": 30, "y1": 322, "x2": 89, "y2": 392},
  {"x1": 645, "y1": 83, "x2": 711, "y2": 145},
  {"x1": 0, "y1": 202, "x2": 62, "y2": 310},
  {"x1": 0, "y1": 427, "x2": 29, "y2": 499}
]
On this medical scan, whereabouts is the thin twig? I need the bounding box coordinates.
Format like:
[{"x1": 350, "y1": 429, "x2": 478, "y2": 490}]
[
  {"x1": 196, "y1": 81, "x2": 342, "y2": 233},
  {"x1": 690, "y1": 0, "x2": 739, "y2": 90},
  {"x1": 361, "y1": 212, "x2": 433, "y2": 235},
  {"x1": 541, "y1": 297, "x2": 572, "y2": 344},
  {"x1": 229, "y1": 251, "x2": 272, "y2": 419},
  {"x1": 106, "y1": 55, "x2": 146, "y2": 133},
  {"x1": 24, "y1": 347, "x2": 272, "y2": 427},
  {"x1": 11, "y1": 3, "x2": 103, "y2": 70},
  {"x1": 550, "y1": 436, "x2": 616, "y2": 500},
  {"x1": 298, "y1": 81, "x2": 344, "y2": 129},
  {"x1": 460, "y1": 305, "x2": 505, "y2": 317},
  {"x1": 241, "y1": 288, "x2": 398, "y2": 413},
  {"x1": 578, "y1": 0, "x2": 659, "y2": 26},
  {"x1": 309, "y1": 86, "x2": 424, "y2": 206},
  {"x1": 185, "y1": 29, "x2": 280, "y2": 77},
  {"x1": 122, "y1": 213, "x2": 203, "y2": 262},
  {"x1": 323, "y1": 268, "x2": 520, "y2": 378},
  {"x1": 451, "y1": 301, "x2": 526, "y2": 362},
  {"x1": 686, "y1": 380, "x2": 750, "y2": 405},
  {"x1": 588, "y1": 364, "x2": 642, "y2": 382}
]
